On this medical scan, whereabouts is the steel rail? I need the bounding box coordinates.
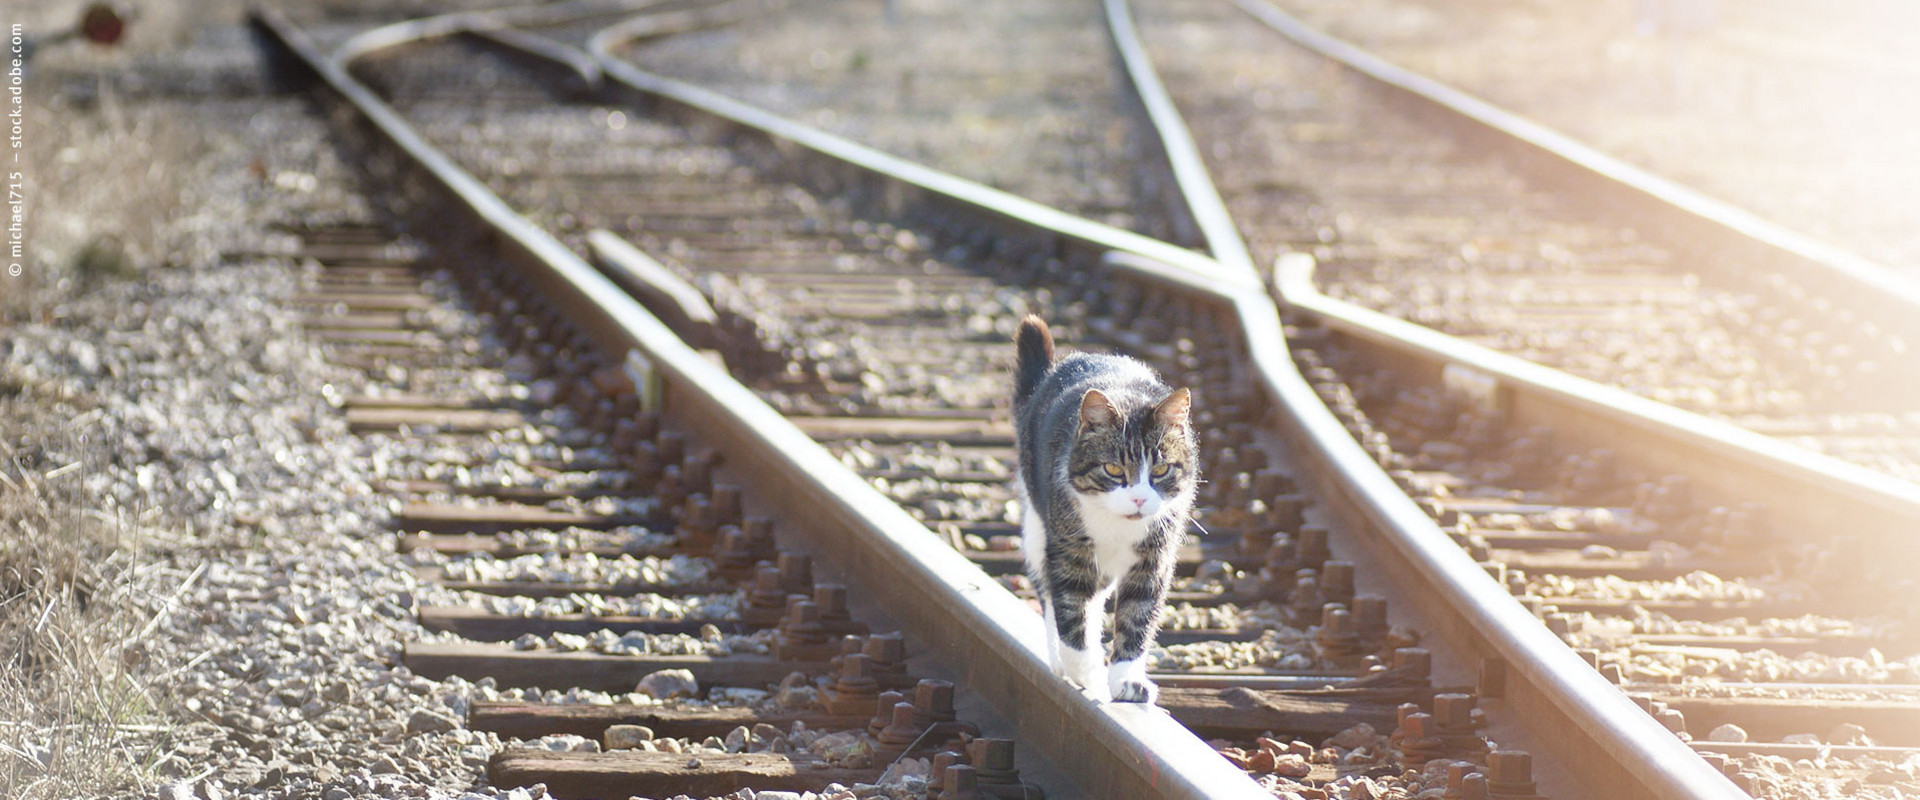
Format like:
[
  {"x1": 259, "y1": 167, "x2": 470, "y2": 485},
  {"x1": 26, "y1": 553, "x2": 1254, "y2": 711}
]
[
  {"x1": 1103, "y1": 2, "x2": 1752, "y2": 797},
  {"x1": 580, "y1": 0, "x2": 788, "y2": 56},
  {"x1": 586, "y1": 12, "x2": 1743, "y2": 794},
  {"x1": 585, "y1": 229, "x2": 721, "y2": 349},
  {"x1": 253, "y1": 8, "x2": 1270, "y2": 799},
  {"x1": 583, "y1": 20, "x2": 1262, "y2": 297},
  {"x1": 1229, "y1": 0, "x2": 1920, "y2": 398},
  {"x1": 328, "y1": 0, "x2": 669, "y2": 71},
  {"x1": 1100, "y1": 0, "x2": 1257, "y2": 285},
  {"x1": 1275, "y1": 252, "x2": 1920, "y2": 553},
  {"x1": 351, "y1": 8, "x2": 1754, "y2": 797}
]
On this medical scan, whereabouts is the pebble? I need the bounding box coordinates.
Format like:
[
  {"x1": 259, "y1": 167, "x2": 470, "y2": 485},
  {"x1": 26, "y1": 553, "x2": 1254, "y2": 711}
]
[
  {"x1": 1828, "y1": 722, "x2": 1870, "y2": 745},
  {"x1": 156, "y1": 781, "x2": 198, "y2": 800},
  {"x1": 1327, "y1": 723, "x2": 1381, "y2": 750},
  {"x1": 1272, "y1": 753, "x2": 1313, "y2": 779},
  {"x1": 407, "y1": 708, "x2": 460, "y2": 735},
  {"x1": 775, "y1": 671, "x2": 820, "y2": 710},
  {"x1": 636, "y1": 668, "x2": 701, "y2": 699},
  {"x1": 605, "y1": 725, "x2": 655, "y2": 750},
  {"x1": 810, "y1": 731, "x2": 875, "y2": 768},
  {"x1": 1707, "y1": 723, "x2": 1749, "y2": 743}
]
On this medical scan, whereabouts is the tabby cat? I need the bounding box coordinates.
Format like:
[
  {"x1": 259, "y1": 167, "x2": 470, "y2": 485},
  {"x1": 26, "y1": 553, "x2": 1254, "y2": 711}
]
[{"x1": 1012, "y1": 315, "x2": 1199, "y2": 703}]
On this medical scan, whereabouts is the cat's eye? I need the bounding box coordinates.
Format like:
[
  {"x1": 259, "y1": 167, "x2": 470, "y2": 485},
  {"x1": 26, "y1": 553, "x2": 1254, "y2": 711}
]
[
  {"x1": 1102, "y1": 463, "x2": 1125, "y2": 478},
  {"x1": 1150, "y1": 464, "x2": 1170, "y2": 478}
]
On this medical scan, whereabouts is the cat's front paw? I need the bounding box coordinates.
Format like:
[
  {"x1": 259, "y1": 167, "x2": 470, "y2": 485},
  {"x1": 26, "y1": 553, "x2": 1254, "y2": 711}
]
[
  {"x1": 1059, "y1": 646, "x2": 1111, "y2": 702},
  {"x1": 1108, "y1": 657, "x2": 1158, "y2": 704}
]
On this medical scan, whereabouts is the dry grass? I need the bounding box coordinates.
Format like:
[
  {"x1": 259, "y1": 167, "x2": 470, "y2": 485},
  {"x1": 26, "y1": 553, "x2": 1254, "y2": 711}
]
[
  {"x1": 0, "y1": 386, "x2": 170, "y2": 798},
  {"x1": 3, "y1": 0, "x2": 245, "y2": 319},
  {"x1": 1, "y1": 6, "x2": 271, "y2": 793},
  {"x1": 5, "y1": 91, "x2": 204, "y2": 318}
]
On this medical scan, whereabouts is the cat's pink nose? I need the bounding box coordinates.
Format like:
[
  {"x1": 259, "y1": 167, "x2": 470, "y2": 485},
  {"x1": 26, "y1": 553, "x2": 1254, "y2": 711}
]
[{"x1": 1132, "y1": 497, "x2": 1146, "y2": 508}]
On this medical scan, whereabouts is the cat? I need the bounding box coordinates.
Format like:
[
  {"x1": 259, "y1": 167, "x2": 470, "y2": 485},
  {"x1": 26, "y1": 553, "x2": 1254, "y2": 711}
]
[{"x1": 1011, "y1": 314, "x2": 1198, "y2": 703}]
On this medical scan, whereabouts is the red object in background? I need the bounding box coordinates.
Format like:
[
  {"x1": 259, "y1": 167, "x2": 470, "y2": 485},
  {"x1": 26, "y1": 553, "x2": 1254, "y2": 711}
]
[{"x1": 80, "y1": 4, "x2": 125, "y2": 46}]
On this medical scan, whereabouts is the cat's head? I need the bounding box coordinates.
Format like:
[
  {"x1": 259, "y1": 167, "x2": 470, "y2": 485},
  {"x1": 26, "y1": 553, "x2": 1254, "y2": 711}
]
[{"x1": 1067, "y1": 387, "x2": 1197, "y2": 521}]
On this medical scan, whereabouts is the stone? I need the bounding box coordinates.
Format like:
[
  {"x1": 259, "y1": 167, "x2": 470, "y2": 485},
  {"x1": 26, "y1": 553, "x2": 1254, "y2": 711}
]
[
  {"x1": 249, "y1": 766, "x2": 284, "y2": 790},
  {"x1": 156, "y1": 781, "x2": 198, "y2": 800},
  {"x1": 636, "y1": 668, "x2": 700, "y2": 699},
  {"x1": 1272, "y1": 753, "x2": 1313, "y2": 779},
  {"x1": 1828, "y1": 722, "x2": 1870, "y2": 745},
  {"x1": 878, "y1": 758, "x2": 928, "y2": 784},
  {"x1": 724, "y1": 726, "x2": 750, "y2": 753},
  {"x1": 406, "y1": 708, "x2": 458, "y2": 735},
  {"x1": 1247, "y1": 749, "x2": 1277, "y2": 773},
  {"x1": 1195, "y1": 560, "x2": 1236, "y2": 583},
  {"x1": 1707, "y1": 724, "x2": 1748, "y2": 743},
  {"x1": 1327, "y1": 723, "x2": 1380, "y2": 750},
  {"x1": 1579, "y1": 545, "x2": 1621, "y2": 560},
  {"x1": 810, "y1": 731, "x2": 873, "y2": 768},
  {"x1": 605, "y1": 725, "x2": 655, "y2": 750},
  {"x1": 774, "y1": 673, "x2": 818, "y2": 710}
]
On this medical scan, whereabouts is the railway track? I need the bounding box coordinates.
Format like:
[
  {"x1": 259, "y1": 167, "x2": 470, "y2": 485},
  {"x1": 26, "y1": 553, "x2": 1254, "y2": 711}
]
[
  {"x1": 291, "y1": 220, "x2": 1068, "y2": 799},
  {"x1": 611, "y1": 0, "x2": 1171, "y2": 241},
  {"x1": 251, "y1": 5, "x2": 1456, "y2": 799},
  {"x1": 251, "y1": 3, "x2": 1556, "y2": 798},
  {"x1": 1135, "y1": 0, "x2": 1920, "y2": 484},
  {"x1": 237, "y1": 1, "x2": 1920, "y2": 799},
  {"x1": 1120, "y1": 0, "x2": 1920, "y2": 798}
]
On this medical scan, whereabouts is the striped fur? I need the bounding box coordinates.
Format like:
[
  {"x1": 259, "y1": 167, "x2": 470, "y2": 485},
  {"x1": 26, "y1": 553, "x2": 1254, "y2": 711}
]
[{"x1": 1011, "y1": 315, "x2": 1197, "y2": 704}]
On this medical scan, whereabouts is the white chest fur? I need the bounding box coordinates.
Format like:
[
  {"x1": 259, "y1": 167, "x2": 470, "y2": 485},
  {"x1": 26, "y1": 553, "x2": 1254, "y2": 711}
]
[{"x1": 1074, "y1": 494, "x2": 1153, "y2": 582}]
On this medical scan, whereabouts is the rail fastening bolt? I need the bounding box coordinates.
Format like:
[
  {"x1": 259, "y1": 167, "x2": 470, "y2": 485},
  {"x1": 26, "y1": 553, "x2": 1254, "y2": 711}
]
[
  {"x1": 1354, "y1": 595, "x2": 1388, "y2": 644},
  {"x1": 939, "y1": 764, "x2": 985, "y2": 800},
  {"x1": 1320, "y1": 561, "x2": 1355, "y2": 606},
  {"x1": 783, "y1": 600, "x2": 826, "y2": 645},
  {"x1": 1393, "y1": 648, "x2": 1432, "y2": 681},
  {"x1": 777, "y1": 551, "x2": 813, "y2": 595},
  {"x1": 879, "y1": 701, "x2": 924, "y2": 748},
  {"x1": 867, "y1": 688, "x2": 903, "y2": 737},
  {"x1": 1485, "y1": 750, "x2": 1536, "y2": 797},
  {"x1": 814, "y1": 584, "x2": 850, "y2": 621},
  {"x1": 913, "y1": 679, "x2": 956, "y2": 724}
]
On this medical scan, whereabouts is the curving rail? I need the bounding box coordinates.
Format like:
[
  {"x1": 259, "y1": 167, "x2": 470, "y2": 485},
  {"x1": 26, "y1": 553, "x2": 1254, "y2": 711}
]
[
  {"x1": 1227, "y1": 0, "x2": 1920, "y2": 404},
  {"x1": 257, "y1": 6, "x2": 1270, "y2": 799},
  {"x1": 585, "y1": 17, "x2": 1734, "y2": 800},
  {"x1": 245, "y1": 1, "x2": 1892, "y2": 797}
]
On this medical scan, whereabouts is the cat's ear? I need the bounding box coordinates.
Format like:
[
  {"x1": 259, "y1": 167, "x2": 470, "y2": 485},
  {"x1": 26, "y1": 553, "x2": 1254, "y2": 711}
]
[
  {"x1": 1079, "y1": 389, "x2": 1121, "y2": 430},
  {"x1": 1154, "y1": 388, "x2": 1192, "y2": 427}
]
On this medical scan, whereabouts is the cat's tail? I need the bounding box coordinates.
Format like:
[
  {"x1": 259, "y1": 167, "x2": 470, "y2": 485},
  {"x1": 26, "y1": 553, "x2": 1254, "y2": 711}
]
[{"x1": 1014, "y1": 314, "x2": 1055, "y2": 406}]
